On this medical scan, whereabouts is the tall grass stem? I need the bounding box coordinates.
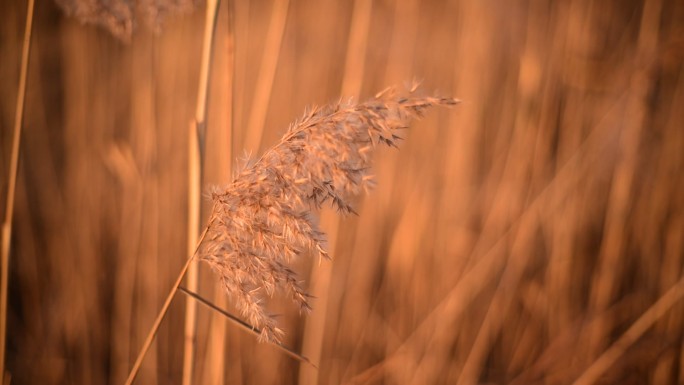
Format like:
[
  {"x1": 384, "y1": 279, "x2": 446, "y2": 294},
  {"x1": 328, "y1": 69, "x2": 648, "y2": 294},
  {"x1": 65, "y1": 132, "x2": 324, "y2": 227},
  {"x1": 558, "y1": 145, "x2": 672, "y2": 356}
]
[
  {"x1": 0, "y1": 0, "x2": 34, "y2": 381},
  {"x1": 182, "y1": 0, "x2": 221, "y2": 384}
]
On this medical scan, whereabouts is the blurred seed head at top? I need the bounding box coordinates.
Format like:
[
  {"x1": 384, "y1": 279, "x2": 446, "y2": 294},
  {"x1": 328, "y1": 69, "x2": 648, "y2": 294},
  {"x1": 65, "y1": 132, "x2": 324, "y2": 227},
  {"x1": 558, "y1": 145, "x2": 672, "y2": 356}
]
[{"x1": 55, "y1": 0, "x2": 198, "y2": 41}]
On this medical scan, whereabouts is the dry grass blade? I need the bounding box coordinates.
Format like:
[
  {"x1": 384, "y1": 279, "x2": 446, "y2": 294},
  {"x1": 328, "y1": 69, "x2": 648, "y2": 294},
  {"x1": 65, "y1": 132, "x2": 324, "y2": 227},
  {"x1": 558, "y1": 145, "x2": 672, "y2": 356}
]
[
  {"x1": 200, "y1": 88, "x2": 458, "y2": 342},
  {"x1": 178, "y1": 286, "x2": 317, "y2": 368}
]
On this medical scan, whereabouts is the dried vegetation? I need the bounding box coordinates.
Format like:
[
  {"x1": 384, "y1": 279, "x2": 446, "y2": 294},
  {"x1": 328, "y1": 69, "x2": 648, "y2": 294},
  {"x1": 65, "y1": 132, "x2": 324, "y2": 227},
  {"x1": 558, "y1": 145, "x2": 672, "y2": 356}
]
[
  {"x1": 200, "y1": 90, "x2": 457, "y2": 341},
  {"x1": 1, "y1": 0, "x2": 683, "y2": 384}
]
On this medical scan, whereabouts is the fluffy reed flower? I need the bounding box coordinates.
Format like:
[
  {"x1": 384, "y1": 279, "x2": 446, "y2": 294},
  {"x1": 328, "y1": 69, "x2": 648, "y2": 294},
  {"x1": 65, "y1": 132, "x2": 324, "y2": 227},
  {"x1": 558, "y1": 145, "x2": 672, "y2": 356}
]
[{"x1": 200, "y1": 87, "x2": 458, "y2": 342}]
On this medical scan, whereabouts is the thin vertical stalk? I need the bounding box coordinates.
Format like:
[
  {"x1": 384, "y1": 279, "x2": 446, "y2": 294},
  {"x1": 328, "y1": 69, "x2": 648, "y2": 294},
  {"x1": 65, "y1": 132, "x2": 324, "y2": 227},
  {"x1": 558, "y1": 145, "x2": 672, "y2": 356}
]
[
  {"x1": 205, "y1": 1, "x2": 234, "y2": 384},
  {"x1": 183, "y1": 0, "x2": 221, "y2": 384},
  {"x1": 1, "y1": 0, "x2": 35, "y2": 381},
  {"x1": 183, "y1": 121, "x2": 201, "y2": 385}
]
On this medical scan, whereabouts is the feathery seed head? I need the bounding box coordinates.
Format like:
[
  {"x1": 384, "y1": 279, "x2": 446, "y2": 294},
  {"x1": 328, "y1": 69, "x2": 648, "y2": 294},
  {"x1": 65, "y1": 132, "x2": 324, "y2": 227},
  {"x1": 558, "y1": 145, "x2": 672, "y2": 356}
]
[{"x1": 199, "y1": 87, "x2": 458, "y2": 342}]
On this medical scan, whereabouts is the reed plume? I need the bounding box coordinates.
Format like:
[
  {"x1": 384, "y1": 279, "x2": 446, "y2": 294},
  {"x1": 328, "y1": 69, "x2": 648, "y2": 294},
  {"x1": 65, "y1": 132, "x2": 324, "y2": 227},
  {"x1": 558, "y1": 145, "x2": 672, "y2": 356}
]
[{"x1": 199, "y1": 87, "x2": 458, "y2": 342}]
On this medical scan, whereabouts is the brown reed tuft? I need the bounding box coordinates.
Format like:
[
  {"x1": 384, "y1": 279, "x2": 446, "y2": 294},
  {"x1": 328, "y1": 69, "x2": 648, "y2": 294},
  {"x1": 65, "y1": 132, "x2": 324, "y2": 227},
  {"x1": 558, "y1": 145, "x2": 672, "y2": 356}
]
[
  {"x1": 199, "y1": 87, "x2": 458, "y2": 342},
  {"x1": 55, "y1": 0, "x2": 197, "y2": 41}
]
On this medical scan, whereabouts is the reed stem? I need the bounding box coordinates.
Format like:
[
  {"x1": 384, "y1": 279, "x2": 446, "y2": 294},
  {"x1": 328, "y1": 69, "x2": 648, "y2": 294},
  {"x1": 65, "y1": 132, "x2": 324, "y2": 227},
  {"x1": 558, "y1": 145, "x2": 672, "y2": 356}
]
[
  {"x1": 1, "y1": 0, "x2": 35, "y2": 381},
  {"x1": 124, "y1": 227, "x2": 209, "y2": 385},
  {"x1": 182, "y1": 0, "x2": 221, "y2": 383}
]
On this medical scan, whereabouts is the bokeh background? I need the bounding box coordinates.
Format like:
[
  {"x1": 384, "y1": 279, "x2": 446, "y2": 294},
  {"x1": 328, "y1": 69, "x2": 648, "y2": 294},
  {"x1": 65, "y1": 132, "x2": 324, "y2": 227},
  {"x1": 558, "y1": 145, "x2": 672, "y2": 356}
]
[{"x1": 2, "y1": 0, "x2": 684, "y2": 384}]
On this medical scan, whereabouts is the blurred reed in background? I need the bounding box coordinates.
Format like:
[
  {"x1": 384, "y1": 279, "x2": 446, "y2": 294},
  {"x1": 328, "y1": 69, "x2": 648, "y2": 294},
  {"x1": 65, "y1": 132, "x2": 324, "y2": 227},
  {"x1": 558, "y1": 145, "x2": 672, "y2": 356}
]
[{"x1": 1, "y1": 0, "x2": 683, "y2": 384}]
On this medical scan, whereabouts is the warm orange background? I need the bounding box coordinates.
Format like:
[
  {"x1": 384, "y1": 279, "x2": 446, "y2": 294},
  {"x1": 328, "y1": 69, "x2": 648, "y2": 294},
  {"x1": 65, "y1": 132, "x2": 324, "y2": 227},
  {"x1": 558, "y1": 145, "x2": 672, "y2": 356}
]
[{"x1": 1, "y1": 0, "x2": 683, "y2": 384}]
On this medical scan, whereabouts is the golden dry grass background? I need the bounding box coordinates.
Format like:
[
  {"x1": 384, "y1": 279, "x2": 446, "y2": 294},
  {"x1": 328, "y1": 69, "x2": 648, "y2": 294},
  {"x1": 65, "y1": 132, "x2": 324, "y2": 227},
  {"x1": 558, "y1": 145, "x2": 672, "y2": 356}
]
[{"x1": 1, "y1": 0, "x2": 684, "y2": 384}]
